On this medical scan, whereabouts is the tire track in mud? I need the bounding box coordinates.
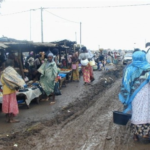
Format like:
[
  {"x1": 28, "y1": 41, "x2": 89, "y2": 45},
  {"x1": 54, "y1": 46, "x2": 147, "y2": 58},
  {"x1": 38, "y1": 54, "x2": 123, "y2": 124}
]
[{"x1": 31, "y1": 79, "x2": 122, "y2": 150}]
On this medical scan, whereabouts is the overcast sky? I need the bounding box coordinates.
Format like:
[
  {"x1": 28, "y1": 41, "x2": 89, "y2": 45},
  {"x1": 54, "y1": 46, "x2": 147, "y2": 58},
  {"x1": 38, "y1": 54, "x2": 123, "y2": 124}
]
[{"x1": 0, "y1": 0, "x2": 150, "y2": 50}]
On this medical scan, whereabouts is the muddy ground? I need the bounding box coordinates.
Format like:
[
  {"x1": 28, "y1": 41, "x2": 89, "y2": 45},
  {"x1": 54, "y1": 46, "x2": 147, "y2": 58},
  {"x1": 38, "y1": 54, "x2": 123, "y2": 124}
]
[
  {"x1": 0, "y1": 65, "x2": 150, "y2": 150},
  {"x1": 0, "y1": 65, "x2": 114, "y2": 134}
]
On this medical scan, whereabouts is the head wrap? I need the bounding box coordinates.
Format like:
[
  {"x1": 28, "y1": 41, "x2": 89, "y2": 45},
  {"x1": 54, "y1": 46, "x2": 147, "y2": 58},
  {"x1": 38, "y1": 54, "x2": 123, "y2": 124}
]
[
  {"x1": 81, "y1": 46, "x2": 87, "y2": 52},
  {"x1": 48, "y1": 53, "x2": 54, "y2": 57},
  {"x1": 119, "y1": 51, "x2": 150, "y2": 113},
  {"x1": 123, "y1": 51, "x2": 150, "y2": 92}
]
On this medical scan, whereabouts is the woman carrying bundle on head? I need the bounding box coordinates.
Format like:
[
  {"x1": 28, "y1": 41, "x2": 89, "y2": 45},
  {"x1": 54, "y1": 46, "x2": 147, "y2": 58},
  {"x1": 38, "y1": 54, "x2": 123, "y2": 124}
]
[
  {"x1": 1, "y1": 60, "x2": 25, "y2": 123},
  {"x1": 78, "y1": 47, "x2": 95, "y2": 85}
]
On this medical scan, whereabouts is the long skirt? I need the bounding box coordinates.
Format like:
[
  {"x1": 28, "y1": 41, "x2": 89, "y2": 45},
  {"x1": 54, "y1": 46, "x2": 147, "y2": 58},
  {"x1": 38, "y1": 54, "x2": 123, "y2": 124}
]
[
  {"x1": 72, "y1": 63, "x2": 79, "y2": 81},
  {"x1": 2, "y1": 93, "x2": 19, "y2": 116},
  {"x1": 131, "y1": 124, "x2": 150, "y2": 136},
  {"x1": 131, "y1": 83, "x2": 150, "y2": 136},
  {"x1": 82, "y1": 64, "x2": 94, "y2": 83}
]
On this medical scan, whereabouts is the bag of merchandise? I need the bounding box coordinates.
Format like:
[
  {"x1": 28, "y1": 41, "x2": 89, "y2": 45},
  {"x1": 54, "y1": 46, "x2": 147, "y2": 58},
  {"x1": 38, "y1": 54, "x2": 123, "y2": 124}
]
[
  {"x1": 54, "y1": 82, "x2": 61, "y2": 95},
  {"x1": 2, "y1": 66, "x2": 25, "y2": 90},
  {"x1": 81, "y1": 59, "x2": 89, "y2": 66}
]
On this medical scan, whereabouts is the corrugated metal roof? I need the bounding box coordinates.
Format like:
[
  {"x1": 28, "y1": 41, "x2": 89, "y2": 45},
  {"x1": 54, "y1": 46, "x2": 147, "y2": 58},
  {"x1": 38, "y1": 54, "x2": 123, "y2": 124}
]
[{"x1": 0, "y1": 43, "x2": 8, "y2": 48}]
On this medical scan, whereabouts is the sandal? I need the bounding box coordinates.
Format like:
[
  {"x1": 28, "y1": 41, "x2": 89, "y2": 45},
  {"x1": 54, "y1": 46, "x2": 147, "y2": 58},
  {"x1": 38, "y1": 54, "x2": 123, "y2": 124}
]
[
  {"x1": 42, "y1": 97, "x2": 50, "y2": 102},
  {"x1": 143, "y1": 135, "x2": 149, "y2": 139},
  {"x1": 49, "y1": 102, "x2": 55, "y2": 105},
  {"x1": 133, "y1": 134, "x2": 139, "y2": 141},
  {"x1": 9, "y1": 119, "x2": 20, "y2": 123}
]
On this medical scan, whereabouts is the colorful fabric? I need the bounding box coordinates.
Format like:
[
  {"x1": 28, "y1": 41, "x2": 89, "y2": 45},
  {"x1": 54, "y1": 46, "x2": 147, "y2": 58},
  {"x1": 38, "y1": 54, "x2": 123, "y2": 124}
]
[
  {"x1": 2, "y1": 67, "x2": 25, "y2": 90},
  {"x1": 131, "y1": 83, "x2": 150, "y2": 125},
  {"x1": 131, "y1": 124, "x2": 150, "y2": 137},
  {"x1": 72, "y1": 63, "x2": 79, "y2": 81},
  {"x1": 89, "y1": 65, "x2": 94, "y2": 80},
  {"x1": 119, "y1": 51, "x2": 150, "y2": 113},
  {"x1": 2, "y1": 92, "x2": 19, "y2": 116},
  {"x1": 1, "y1": 74, "x2": 15, "y2": 95},
  {"x1": 107, "y1": 55, "x2": 112, "y2": 63},
  {"x1": 82, "y1": 64, "x2": 94, "y2": 83},
  {"x1": 38, "y1": 61, "x2": 58, "y2": 96}
]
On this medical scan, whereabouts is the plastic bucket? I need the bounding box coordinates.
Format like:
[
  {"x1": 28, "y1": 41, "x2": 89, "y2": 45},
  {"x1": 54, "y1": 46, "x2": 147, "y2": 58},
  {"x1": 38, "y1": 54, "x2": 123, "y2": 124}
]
[
  {"x1": 113, "y1": 111, "x2": 131, "y2": 126},
  {"x1": 59, "y1": 73, "x2": 66, "y2": 78}
]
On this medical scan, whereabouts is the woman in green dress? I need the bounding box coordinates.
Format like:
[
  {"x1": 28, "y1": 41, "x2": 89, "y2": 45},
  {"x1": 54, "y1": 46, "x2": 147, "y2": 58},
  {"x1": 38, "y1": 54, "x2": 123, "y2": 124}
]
[{"x1": 38, "y1": 53, "x2": 58, "y2": 104}]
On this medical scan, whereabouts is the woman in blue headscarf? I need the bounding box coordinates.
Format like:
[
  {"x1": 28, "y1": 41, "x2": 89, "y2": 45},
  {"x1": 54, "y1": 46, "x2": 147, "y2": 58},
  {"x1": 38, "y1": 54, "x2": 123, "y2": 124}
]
[{"x1": 119, "y1": 50, "x2": 150, "y2": 141}]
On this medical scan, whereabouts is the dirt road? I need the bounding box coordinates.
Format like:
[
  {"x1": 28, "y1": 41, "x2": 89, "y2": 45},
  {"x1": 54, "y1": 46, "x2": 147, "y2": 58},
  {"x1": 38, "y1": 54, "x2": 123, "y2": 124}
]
[
  {"x1": 0, "y1": 66, "x2": 150, "y2": 150},
  {"x1": 0, "y1": 67, "x2": 113, "y2": 134}
]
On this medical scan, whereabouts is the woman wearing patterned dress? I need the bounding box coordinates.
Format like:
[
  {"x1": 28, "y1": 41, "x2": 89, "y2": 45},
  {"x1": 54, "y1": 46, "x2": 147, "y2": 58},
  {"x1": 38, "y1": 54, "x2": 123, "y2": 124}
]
[
  {"x1": 119, "y1": 50, "x2": 150, "y2": 141},
  {"x1": 78, "y1": 47, "x2": 94, "y2": 85},
  {"x1": 72, "y1": 53, "x2": 79, "y2": 81},
  {"x1": 1, "y1": 60, "x2": 20, "y2": 123}
]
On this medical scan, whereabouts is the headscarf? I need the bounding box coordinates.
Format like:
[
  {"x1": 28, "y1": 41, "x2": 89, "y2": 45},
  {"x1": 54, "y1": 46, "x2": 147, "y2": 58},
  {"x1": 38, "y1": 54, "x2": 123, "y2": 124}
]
[
  {"x1": 119, "y1": 51, "x2": 150, "y2": 113},
  {"x1": 81, "y1": 47, "x2": 87, "y2": 53},
  {"x1": 48, "y1": 52, "x2": 54, "y2": 57},
  {"x1": 123, "y1": 51, "x2": 150, "y2": 91}
]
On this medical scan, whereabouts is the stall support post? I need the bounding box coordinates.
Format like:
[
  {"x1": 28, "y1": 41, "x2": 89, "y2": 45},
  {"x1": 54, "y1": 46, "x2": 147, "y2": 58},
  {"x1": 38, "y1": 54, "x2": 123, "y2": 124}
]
[
  {"x1": 65, "y1": 48, "x2": 68, "y2": 68},
  {"x1": 64, "y1": 41, "x2": 68, "y2": 68},
  {"x1": 59, "y1": 48, "x2": 61, "y2": 63},
  {"x1": 73, "y1": 44, "x2": 75, "y2": 52},
  {"x1": 18, "y1": 50, "x2": 25, "y2": 79}
]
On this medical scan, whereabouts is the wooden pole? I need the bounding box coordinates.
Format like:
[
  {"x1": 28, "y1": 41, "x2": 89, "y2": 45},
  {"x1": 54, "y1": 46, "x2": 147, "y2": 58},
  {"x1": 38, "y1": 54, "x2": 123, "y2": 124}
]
[
  {"x1": 59, "y1": 48, "x2": 61, "y2": 63},
  {"x1": 65, "y1": 48, "x2": 68, "y2": 68},
  {"x1": 18, "y1": 49, "x2": 25, "y2": 79},
  {"x1": 64, "y1": 41, "x2": 68, "y2": 68}
]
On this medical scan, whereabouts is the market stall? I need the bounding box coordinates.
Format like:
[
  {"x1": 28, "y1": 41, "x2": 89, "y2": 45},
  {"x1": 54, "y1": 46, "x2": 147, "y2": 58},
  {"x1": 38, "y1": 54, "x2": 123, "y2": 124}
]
[
  {"x1": 60, "y1": 68, "x2": 72, "y2": 81},
  {"x1": 0, "y1": 88, "x2": 42, "y2": 108},
  {"x1": 18, "y1": 87, "x2": 42, "y2": 107},
  {"x1": 0, "y1": 37, "x2": 80, "y2": 110}
]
